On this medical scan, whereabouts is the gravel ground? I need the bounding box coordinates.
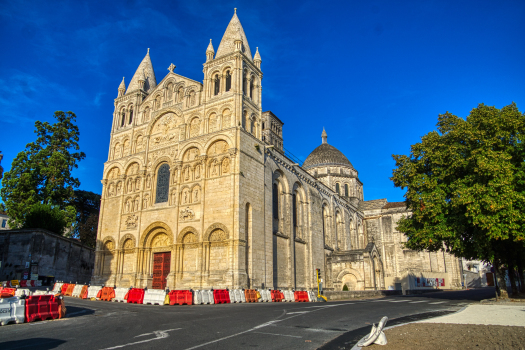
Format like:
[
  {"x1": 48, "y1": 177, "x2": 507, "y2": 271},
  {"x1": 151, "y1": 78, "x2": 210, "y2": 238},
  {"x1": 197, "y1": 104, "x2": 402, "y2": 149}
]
[{"x1": 365, "y1": 323, "x2": 525, "y2": 350}]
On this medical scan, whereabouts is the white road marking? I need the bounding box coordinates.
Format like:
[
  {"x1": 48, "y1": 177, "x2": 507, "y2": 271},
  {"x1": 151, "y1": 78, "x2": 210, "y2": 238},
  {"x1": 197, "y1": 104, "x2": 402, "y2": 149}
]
[
  {"x1": 302, "y1": 328, "x2": 341, "y2": 333},
  {"x1": 253, "y1": 332, "x2": 302, "y2": 338},
  {"x1": 389, "y1": 300, "x2": 410, "y2": 302},
  {"x1": 101, "y1": 329, "x2": 181, "y2": 349},
  {"x1": 429, "y1": 301, "x2": 447, "y2": 304},
  {"x1": 371, "y1": 299, "x2": 395, "y2": 302},
  {"x1": 182, "y1": 304, "x2": 342, "y2": 350},
  {"x1": 408, "y1": 301, "x2": 427, "y2": 303},
  {"x1": 286, "y1": 311, "x2": 309, "y2": 315}
]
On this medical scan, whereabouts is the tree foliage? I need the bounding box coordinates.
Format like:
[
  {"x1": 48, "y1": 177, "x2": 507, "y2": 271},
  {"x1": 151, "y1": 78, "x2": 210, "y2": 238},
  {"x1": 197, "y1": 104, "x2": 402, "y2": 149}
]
[
  {"x1": 0, "y1": 111, "x2": 86, "y2": 232},
  {"x1": 70, "y1": 190, "x2": 101, "y2": 248},
  {"x1": 23, "y1": 203, "x2": 68, "y2": 234},
  {"x1": 391, "y1": 103, "x2": 525, "y2": 297}
]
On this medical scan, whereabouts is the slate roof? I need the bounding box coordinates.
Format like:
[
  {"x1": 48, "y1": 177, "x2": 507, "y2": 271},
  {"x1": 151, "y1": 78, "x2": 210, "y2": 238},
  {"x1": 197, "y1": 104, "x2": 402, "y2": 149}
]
[
  {"x1": 358, "y1": 199, "x2": 388, "y2": 211},
  {"x1": 303, "y1": 143, "x2": 354, "y2": 169},
  {"x1": 382, "y1": 201, "x2": 406, "y2": 209}
]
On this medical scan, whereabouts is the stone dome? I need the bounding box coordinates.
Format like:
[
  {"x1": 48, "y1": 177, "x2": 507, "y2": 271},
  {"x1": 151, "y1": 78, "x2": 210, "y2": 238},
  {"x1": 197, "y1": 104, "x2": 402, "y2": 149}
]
[{"x1": 303, "y1": 143, "x2": 354, "y2": 170}]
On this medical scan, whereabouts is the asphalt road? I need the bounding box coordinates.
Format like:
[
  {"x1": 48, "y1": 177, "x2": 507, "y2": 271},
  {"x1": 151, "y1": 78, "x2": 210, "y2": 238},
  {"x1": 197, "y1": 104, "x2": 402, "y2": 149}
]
[{"x1": 0, "y1": 288, "x2": 495, "y2": 350}]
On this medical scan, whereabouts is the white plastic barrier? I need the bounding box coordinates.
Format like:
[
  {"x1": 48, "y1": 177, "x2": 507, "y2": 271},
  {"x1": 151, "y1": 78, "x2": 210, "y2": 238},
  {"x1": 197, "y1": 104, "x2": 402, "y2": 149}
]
[
  {"x1": 282, "y1": 290, "x2": 294, "y2": 302},
  {"x1": 308, "y1": 291, "x2": 317, "y2": 302},
  {"x1": 32, "y1": 290, "x2": 55, "y2": 296},
  {"x1": 194, "y1": 290, "x2": 214, "y2": 305},
  {"x1": 113, "y1": 288, "x2": 129, "y2": 302},
  {"x1": 0, "y1": 297, "x2": 25, "y2": 326},
  {"x1": 15, "y1": 288, "x2": 32, "y2": 297},
  {"x1": 258, "y1": 289, "x2": 272, "y2": 302},
  {"x1": 142, "y1": 289, "x2": 166, "y2": 305},
  {"x1": 228, "y1": 289, "x2": 244, "y2": 303},
  {"x1": 35, "y1": 280, "x2": 42, "y2": 287},
  {"x1": 71, "y1": 285, "x2": 84, "y2": 298},
  {"x1": 87, "y1": 286, "x2": 103, "y2": 299},
  {"x1": 238, "y1": 289, "x2": 246, "y2": 303},
  {"x1": 52, "y1": 282, "x2": 63, "y2": 293}
]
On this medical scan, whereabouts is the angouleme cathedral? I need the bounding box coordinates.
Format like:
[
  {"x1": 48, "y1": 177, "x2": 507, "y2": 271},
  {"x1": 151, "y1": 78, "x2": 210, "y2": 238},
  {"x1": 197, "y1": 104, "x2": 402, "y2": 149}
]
[{"x1": 93, "y1": 10, "x2": 463, "y2": 292}]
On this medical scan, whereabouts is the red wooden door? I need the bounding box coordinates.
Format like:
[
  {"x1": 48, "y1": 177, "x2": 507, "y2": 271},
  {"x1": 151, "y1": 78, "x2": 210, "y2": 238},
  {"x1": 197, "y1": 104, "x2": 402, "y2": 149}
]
[{"x1": 152, "y1": 252, "x2": 171, "y2": 290}]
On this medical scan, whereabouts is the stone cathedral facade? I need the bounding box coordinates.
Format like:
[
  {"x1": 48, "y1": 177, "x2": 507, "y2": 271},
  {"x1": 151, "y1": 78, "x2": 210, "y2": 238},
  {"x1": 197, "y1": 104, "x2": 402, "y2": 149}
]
[{"x1": 92, "y1": 11, "x2": 463, "y2": 292}]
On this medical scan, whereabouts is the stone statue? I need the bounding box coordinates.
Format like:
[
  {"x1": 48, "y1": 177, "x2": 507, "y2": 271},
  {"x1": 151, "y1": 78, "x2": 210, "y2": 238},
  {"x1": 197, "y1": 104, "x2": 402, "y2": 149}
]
[
  {"x1": 117, "y1": 181, "x2": 122, "y2": 195},
  {"x1": 126, "y1": 198, "x2": 131, "y2": 213},
  {"x1": 128, "y1": 179, "x2": 133, "y2": 193},
  {"x1": 146, "y1": 175, "x2": 151, "y2": 189},
  {"x1": 194, "y1": 188, "x2": 199, "y2": 202},
  {"x1": 108, "y1": 183, "x2": 115, "y2": 197},
  {"x1": 135, "y1": 197, "x2": 140, "y2": 212},
  {"x1": 222, "y1": 158, "x2": 230, "y2": 173},
  {"x1": 143, "y1": 196, "x2": 148, "y2": 209},
  {"x1": 195, "y1": 165, "x2": 200, "y2": 179}
]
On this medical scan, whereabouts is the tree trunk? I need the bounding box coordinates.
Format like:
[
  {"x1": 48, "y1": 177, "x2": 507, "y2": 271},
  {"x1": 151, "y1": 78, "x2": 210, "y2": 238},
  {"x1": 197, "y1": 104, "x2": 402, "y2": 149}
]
[
  {"x1": 493, "y1": 258, "x2": 509, "y2": 299},
  {"x1": 517, "y1": 257, "x2": 525, "y2": 294},
  {"x1": 507, "y1": 266, "x2": 518, "y2": 296}
]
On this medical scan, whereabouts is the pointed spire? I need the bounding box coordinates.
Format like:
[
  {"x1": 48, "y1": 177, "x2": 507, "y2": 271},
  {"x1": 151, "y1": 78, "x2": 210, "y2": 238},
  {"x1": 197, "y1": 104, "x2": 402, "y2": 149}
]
[
  {"x1": 253, "y1": 47, "x2": 261, "y2": 69},
  {"x1": 118, "y1": 77, "x2": 126, "y2": 97},
  {"x1": 216, "y1": 9, "x2": 253, "y2": 60},
  {"x1": 322, "y1": 128, "x2": 328, "y2": 144},
  {"x1": 206, "y1": 39, "x2": 215, "y2": 54},
  {"x1": 206, "y1": 39, "x2": 215, "y2": 62},
  {"x1": 127, "y1": 49, "x2": 157, "y2": 94}
]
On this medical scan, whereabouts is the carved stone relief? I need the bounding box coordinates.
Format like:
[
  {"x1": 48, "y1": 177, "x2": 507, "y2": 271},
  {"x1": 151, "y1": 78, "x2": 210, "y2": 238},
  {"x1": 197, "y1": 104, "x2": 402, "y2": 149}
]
[
  {"x1": 180, "y1": 207, "x2": 195, "y2": 221},
  {"x1": 152, "y1": 233, "x2": 169, "y2": 247},
  {"x1": 125, "y1": 214, "x2": 138, "y2": 229}
]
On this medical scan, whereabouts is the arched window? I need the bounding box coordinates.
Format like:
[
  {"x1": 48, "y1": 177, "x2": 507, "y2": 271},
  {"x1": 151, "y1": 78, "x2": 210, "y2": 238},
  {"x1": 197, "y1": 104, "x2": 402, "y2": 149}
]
[
  {"x1": 243, "y1": 72, "x2": 247, "y2": 95},
  {"x1": 214, "y1": 74, "x2": 220, "y2": 95},
  {"x1": 336, "y1": 183, "x2": 340, "y2": 195},
  {"x1": 225, "y1": 71, "x2": 231, "y2": 91},
  {"x1": 292, "y1": 193, "x2": 297, "y2": 237},
  {"x1": 120, "y1": 110, "x2": 126, "y2": 127},
  {"x1": 322, "y1": 206, "x2": 327, "y2": 246},
  {"x1": 250, "y1": 78, "x2": 254, "y2": 99},
  {"x1": 272, "y1": 183, "x2": 279, "y2": 220},
  {"x1": 128, "y1": 107, "x2": 133, "y2": 124},
  {"x1": 344, "y1": 184, "x2": 349, "y2": 197},
  {"x1": 155, "y1": 164, "x2": 170, "y2": 203}
]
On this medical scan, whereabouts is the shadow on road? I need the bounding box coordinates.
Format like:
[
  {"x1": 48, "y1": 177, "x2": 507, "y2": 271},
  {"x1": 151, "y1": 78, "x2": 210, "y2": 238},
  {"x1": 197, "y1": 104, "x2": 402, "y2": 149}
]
[
  {"x1": 405, "y1": 287, "x2": 496, "y2": 301},
  {"x1": 65, "y1": 305, "x2": 95, "y2": 318},
  {"x1": 0, "y1": 338, "x2": 67, "y2": 350}
]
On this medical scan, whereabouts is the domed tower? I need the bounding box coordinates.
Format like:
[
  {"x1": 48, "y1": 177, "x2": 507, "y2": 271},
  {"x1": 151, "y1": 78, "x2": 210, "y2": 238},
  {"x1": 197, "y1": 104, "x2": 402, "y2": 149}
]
[{"x1": 303, "y1": 129, "x2": 363, "y2": 203}]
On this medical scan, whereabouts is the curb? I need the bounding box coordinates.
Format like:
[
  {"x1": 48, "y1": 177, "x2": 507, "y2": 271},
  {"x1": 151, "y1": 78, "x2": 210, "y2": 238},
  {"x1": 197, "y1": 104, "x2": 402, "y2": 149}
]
[{"x1": 350, "y1": 306, "x2": 469, "y2": 350}]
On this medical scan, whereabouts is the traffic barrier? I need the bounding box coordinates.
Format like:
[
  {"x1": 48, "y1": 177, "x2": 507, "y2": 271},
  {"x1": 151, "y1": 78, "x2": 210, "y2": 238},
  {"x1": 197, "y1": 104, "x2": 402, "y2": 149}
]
[
  {"x1": 194, "y1": 290, "x2": 214, "y2": 305},
  {"x1": 71, "y1": 285, "x2": 84, "y2": 298},
  {"x1": 229, "y1": 289, "x2": 244, "y2": 303},
  {"x1": 19, "y1": 280, "x2": 28, "y2": 288},
  {"x1": 127, "y1": 288, "x2": 145, "y2": 304},
  {"x1": 143, "y1": 289, "x2": 166, "y2": 305},
  {"x1": 64, "y1": 284, "x2": 76, "y2": 296},
  {"x1": 35, "y1": 280, "x2": 42, "y2": 287},
  {"x1": 0, "y1": 296, "x2": 25, "y2": 325},
  {"x1": 15, "y1": 288, "x2": 32, "y2": 297},
  {"x1": 213, "y1": 289, "x2": 230, "y2": 304},
  {"x1": 100, "y1": 287, "x2": 115, "y2": 301},
  {"x1": 0, "y1": 288, "x2": 16, "y2": 298},
  {"x1": 80, "y1": 285, "x2": 89, "y2": 299},
  {"x1": 270, "y1": 290, "x2": 283, "y2": 302},
  {"x1": 168, "y1": 290, "x2": 193, "y2": 305},
  {"x1": 52, "y1": 282, "x2": 63, "y2": 294},
  {"x1": 32, "y1": 290, "x2": 55, "y2": 296},
  {"x1": 244, "y1": 289, "x2": 258, "y2": 303},
  {"x1": 60, "y1": 283, "x2": 69, "y2": 295},
  {"x1": 56, "y1": 296, "x2": 66, "y2": 318},
  {"x1": 294, "y1": 291, "x2": 308, "y2": 302},
  {"x1": 258, "y1": 289, "x2": 271, "y2": 302},
  {"x1": 25, "y1": 295, "x2": 60, "y2": 323},
  {"x1": 10, "y1": 280, "x2": 19, "y2": 287},
  {"x1": 86, "y1": 286, "x2": 103, "y2": 300},
  {"x1": 113, "y1": 288, "x2": 129, "y2": 302},
  {"x1": 282, "y1": 290, "x2": 294, "y2": 302},
  {"x1": 308, "y1": 291, "x2": 317, "y2": 302}
]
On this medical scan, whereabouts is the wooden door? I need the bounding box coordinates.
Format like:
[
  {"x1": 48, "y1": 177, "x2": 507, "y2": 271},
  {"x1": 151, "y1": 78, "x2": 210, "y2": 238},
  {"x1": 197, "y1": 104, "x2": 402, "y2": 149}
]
[{"x1": 152, "y1": 252, "x2": 171, "y2": 289}]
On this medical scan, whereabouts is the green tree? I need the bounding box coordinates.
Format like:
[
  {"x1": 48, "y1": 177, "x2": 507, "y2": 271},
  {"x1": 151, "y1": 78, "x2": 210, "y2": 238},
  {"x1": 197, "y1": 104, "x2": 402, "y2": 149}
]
[
  {"x1": 70, "y1": 190, "x2": 101, "y2": 248},
  {"x1": 23, "y1": 203, "x2": 67, "y2": 234},
  {"x1": 0, "y1": 111, "x2": 86, "y2": 233},
  {"x1": 391, "y1": 103, "x2": 525, "y2": 298}
]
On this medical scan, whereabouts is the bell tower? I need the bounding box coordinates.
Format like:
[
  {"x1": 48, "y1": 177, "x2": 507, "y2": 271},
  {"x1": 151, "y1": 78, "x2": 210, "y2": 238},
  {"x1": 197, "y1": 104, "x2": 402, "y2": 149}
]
[{"x1": 202, "y1": 8, "x2": 263, "y2": 137}]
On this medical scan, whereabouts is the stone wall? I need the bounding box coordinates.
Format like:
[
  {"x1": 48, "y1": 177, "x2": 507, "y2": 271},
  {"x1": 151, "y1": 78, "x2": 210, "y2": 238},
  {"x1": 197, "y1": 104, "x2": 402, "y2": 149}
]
[{"x1": 0, "y1": 229, "x2": 95, "y2": 284}]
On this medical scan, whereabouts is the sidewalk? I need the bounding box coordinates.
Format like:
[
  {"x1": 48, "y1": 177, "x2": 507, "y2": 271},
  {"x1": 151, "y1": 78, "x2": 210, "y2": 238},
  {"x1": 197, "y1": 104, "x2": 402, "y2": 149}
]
[{"x1": 362, "y1": 303, "x2": 525, "y2": 350}]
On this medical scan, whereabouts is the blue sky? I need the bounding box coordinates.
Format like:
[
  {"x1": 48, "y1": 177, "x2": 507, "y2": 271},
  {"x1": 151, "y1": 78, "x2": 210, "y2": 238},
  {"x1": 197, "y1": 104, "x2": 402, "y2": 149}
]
[{"x1": 1, "y1": 0, "x2": 524, "y2": 202}]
